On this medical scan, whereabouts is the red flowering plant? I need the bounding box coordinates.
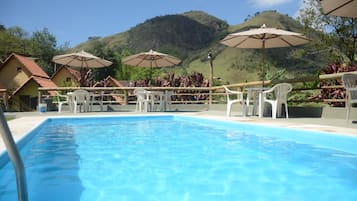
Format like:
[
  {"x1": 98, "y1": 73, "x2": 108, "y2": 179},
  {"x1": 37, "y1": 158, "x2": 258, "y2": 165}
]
[
  {"x1": 153, "y1": 72, "x2": 209, "y2": 103},
  {"x1": 320, "y1": 63, "x2": 357, "y2": 107}
]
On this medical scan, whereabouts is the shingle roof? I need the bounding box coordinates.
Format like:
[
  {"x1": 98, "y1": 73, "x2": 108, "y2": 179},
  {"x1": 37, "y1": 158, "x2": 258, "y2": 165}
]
[
  {"x1": 107, "y1": 76, "x2": 130, "y2": 87},
  {"x1": 13, "y1": 76, "x2": 57, "y2": 96},
  {"x1": 1, "y1": 53, "x2": 50, "y2": 78},
  {"x1": 33, "y1": 76, "x2": 58, "y2": 88},
  {"x1": 93, "y1": 76, "x2": 130, "y2": 87},
  {"x1": 66, "y1": 66, "x2": 81, "y2": 81},
  {"x1": 51, "y1": 66, "x2": 81, "y2": 81}
]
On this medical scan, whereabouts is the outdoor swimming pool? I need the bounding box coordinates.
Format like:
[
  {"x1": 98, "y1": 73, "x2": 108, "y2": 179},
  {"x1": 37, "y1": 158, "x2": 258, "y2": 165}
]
[{"x1": 0, "y1": 115, "x2": 357, "y2": 201}]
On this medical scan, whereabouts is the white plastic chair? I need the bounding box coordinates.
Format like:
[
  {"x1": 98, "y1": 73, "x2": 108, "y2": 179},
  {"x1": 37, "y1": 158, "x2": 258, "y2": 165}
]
[
  {"x1": 89, "y1": 91, "x2": 104, "y2": 112},
  {"x1": 223, "y1": 86, "x2": 245, "y2": 117},
  {"x1": 262, "y1": 83, "x2": 292, "y2": 119},
  {"x1": 341, "y1": 73, "x2": 357, "y2": 121},
  {"x1": 134, "y1": 88, "x2": 151, "y2": 112},
  {"x1": 164, "y1": 90, "x2": 174, "y2": 111},
  {"x1": 72, "y1": 89, "x2": 90, "y2": 113},
  {"x1": 54, "y1": 92, "x2": 70, "y2": 113}
]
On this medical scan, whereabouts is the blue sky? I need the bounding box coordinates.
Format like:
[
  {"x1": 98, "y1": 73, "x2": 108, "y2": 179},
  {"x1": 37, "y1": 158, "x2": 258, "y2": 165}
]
[{"x1": 1, "y1": 0, "x2": 304, "y2": 47}]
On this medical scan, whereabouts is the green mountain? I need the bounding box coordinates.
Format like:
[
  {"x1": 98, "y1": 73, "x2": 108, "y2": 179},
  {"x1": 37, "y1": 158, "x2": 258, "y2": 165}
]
[
  {"x1": 187, "y1": 11, "x2": 326, "y2": 84},
  {"x1": 74, "y1": 11, "x2": 228, "y2": 60},
  {"x1": 74, "y1": 10, "x2": 326, "y2": 84}
]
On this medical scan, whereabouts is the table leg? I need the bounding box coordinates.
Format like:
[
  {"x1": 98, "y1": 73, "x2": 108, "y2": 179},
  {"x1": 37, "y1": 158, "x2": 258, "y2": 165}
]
[
  {"x1": 259, "y1": 92, "x2": 263, "y2": 118},
  {"x1": 245, "y1": 91, "x2": 251, "y2": 116}
]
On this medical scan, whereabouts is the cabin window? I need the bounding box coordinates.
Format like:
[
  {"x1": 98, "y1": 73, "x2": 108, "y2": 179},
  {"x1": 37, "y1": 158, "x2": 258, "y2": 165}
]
[
  {"x1": 66, "y1": 77, "x2": 71, "y2": 82},
  {"x1": 17, "y1": 67, "x2": 22, "y2": 73}
]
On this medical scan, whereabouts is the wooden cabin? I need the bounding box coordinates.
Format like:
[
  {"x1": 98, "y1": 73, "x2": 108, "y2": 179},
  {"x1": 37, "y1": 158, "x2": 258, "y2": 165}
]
[
  {"x1": 0, "y1": 53, "x2": 57, "y2": 111},
  {"x1": 51, "y1": 66, "x2": 81, "y2": 87}
]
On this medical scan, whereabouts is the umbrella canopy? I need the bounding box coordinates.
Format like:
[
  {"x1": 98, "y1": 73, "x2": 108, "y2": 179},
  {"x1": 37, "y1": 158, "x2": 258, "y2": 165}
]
[
  {"x1": 220, "y1": 24, "x2": 310, "y2": 84},
  {"x1": 122, "y1": 49, "x2": 181, "y2": 68},
  {"x1": 52, "y1": 50, "x2": 112, "y2": 68},
  {"x1": 320, "y1": 0, "x2": 357, "y2": 18},
  {"x1": 220, "y1": 24, "x2": 309, "y2": 49}
]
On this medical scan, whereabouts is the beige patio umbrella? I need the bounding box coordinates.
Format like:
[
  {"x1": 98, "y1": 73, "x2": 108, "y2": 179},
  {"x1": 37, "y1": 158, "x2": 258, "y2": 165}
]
[
  {"x1": 52, "y1": 50, "x2": 113, "y2": 86},
  {"x1": 320, "y1": 0, "x2": 357, "y2": 18},
  {"x1": 220, "y1": 24, "x2": 310, "y2": 85},
  {"x1": 122, "y1": 49, "x2": 181, "y2": 80},
  {"x1": 52, "y1": 50, "x2": 112, "y2": 68},
  {"x1": 122, "y1": 49, "x2": 181, "y2": 68}
]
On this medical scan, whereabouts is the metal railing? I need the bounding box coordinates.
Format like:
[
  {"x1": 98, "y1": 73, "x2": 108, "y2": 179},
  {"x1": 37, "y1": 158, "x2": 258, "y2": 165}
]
[
  {"x1": 36, "y1": 75, "x2": 349, "y2": 109},
  {"x1": 0, "y1": 107, "x2": 28, "y2": 201},
  {"x1": 38, "y1": 86, "x2": 213, "y2": 106}
]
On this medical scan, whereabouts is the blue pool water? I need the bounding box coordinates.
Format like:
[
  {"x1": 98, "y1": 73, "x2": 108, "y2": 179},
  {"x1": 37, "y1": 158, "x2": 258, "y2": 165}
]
[{"x1": 0, "y1": 115, "x2": 357, "y2": 201}]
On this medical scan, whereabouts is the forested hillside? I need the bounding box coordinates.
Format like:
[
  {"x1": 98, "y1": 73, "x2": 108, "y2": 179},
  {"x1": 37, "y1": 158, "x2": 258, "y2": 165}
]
[
  {"x1": 1, "y1": 10, "x2": 330, "y2": 84},
  {"x1": 74, "y1": 10, "x2": 327, "y2": 84}
]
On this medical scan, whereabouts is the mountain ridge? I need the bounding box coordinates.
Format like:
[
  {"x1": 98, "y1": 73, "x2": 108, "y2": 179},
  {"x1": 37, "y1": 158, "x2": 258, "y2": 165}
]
[{"x1": 73, "y1": 10, "x2": 326, "y2": 84}]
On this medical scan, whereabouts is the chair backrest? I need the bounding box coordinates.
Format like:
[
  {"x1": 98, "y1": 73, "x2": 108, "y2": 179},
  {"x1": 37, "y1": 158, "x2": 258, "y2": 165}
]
[
  {"x1": 73, "y1": 89, "x2": 90, "y2": 104},
  {"x1": 134, "y1": 88, "x2": 147, "y2": 101},
  {"x1": 54, "y1": 91, "x2": 68, "y2": 103},
  {"x1": 223, "y1": 86, "x2": 232, "y2": 101},
  {"x1": 165, "y1": 90, "x2": 174, "y2": 102},
  {"x1": 223, "y1": 85, "x2": 243, "y2": 101},
  {"x1": 270, "y1": 83, "x2": 293, "y2": 100},
  {"x1": 342, "y1": 73, "x2": 357, "y2": 101}
]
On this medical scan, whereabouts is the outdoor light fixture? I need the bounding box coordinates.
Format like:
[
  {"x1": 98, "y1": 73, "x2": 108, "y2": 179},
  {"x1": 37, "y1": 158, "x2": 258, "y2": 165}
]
[{"x1": 208, "y1": 51, "x2": 212, "y2": 60}]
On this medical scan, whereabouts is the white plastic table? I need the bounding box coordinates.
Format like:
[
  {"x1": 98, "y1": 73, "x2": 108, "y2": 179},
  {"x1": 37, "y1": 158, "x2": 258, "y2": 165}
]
[
  {"x1": 245, "y1": 87, "x2": 269, "y2": 117},
  {"x1": 145, "y1": 90, "x2": 165, "y2": 112}
]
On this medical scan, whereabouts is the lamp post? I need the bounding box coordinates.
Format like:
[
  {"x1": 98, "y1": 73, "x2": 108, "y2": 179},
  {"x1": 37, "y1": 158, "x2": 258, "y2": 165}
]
[{"x1": 208, "y1": 51, "x2": 214, "y2": 106}]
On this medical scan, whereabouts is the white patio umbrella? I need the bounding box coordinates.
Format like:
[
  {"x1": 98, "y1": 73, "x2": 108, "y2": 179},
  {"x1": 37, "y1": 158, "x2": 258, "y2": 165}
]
[
  {"x1": 320, "y1": 0, "x2": 357, "y2": 18},
  {"x1": 122, "y1": 49, "x2": 181, "y2": 80},
  {"x1": 52, "y1": 50, "x2": 112, "y2": 68},
  {"x1": 52, "y1": 50, "x2": 112, "y2": 86},
  {"x1": 220, "y1": 24, "x2": 310, "y2": 85},
  {"x1": 122, "y1": 49, "x2": 181, "y2": 68}
]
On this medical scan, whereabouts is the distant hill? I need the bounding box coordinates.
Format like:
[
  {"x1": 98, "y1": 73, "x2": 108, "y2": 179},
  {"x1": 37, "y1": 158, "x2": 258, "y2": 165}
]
[
  {"x1": 73, "y1": 10, "x2": 327, "y2": 84},
  {"x1": 186, "y1": 11, "x2": 326, "y2": 83},
  {"x1": 74, "y1": 11, "x2": 228, "y2": 60}
]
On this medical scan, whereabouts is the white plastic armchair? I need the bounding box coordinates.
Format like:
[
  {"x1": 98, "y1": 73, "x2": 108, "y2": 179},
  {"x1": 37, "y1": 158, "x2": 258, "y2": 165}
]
[
  {"x1": 262, "y1": 83, "x2": 292, "y2": 119},
  {"x1": 72, "y1": 89, "x2": 90, "y2": 113},
  {"x1": 223, "y1": 86, "x2": 245, "y2": 117},
  {"x1": 164, "y1": 90, "x2": 174, "y2": 111},
  {"x1": 341, "y1": 73, "x2": 357, "y2": 121},
  {"x1": 54, "y1": 91, "x2": 70, "y2": 113},
  {"x1": 89, "y1": 91, "x2": 104, "y2": 112},
  {"x1": 134, "y1": 88, "x2": 151, "y2": 112}
]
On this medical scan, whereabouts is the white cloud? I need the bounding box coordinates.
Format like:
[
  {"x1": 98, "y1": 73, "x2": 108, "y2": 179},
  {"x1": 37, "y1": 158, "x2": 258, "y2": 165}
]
[{"x1": 248, "y1": 0, "x2": 292, "y2": 7}]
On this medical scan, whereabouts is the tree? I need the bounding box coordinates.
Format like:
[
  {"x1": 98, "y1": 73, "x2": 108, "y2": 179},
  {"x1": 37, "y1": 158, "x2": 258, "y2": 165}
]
[
  {"x1": 0, "y1": 26, "x2": 31, "y2": 59},
  {"x1": 89, "y1": 41, "x2": 120, "y2": 81},
  {"x1": 30, "y1": 28, "x2": 59, "y2": 75},
  {"x1": 329, "y1": 17, "x2": 357, "y2": 63},
  {"x1": 297, "y1": 0, "x2": 357, "y2": 64},
  {"x1": 0, "y1": 25, "x2": 69, "y2": 75}
]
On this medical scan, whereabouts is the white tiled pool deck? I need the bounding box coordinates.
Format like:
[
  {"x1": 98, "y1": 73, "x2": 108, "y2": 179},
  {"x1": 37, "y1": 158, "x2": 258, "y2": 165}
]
[{"x1": 1, "y1": 110, "x2": 357, "y2": 153}]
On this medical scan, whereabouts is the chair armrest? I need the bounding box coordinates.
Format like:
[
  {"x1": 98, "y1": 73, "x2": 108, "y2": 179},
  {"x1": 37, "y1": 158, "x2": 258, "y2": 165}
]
[
  {"x1": 223, "y1": 86, "x2": 243, "y2": 95},
  {"x1": 54, "y1": 92, "x2": 69, "y2": 102},
  {"x1": 262, "y1": 87, "x2": 274, "y2": 94},
  {"x1": 227, "y1": 89, "x2": 243, "y2": 95}
]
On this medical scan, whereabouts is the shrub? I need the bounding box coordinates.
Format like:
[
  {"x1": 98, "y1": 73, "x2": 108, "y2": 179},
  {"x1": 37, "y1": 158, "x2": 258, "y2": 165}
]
[{"x1": 320, "y1": 63, "x2": 357, "y2": 107}]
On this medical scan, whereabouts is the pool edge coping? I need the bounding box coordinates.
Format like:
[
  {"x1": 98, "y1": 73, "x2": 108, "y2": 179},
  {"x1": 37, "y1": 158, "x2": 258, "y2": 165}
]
[{"x1": 1, "y1": 113, "x2": 357, "y2": 155}]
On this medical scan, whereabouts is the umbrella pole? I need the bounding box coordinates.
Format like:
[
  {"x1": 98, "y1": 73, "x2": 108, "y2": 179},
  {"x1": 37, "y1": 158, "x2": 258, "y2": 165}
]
[
  {"x1": 150, "y1": 63, "x2": 153, "y2": 86},
  {"x1": 208, "y1": 52, "x2": 214, "y2": 106},
  {"x1": 261, "y1": 41, "x2": 266, "y2": 87}
]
